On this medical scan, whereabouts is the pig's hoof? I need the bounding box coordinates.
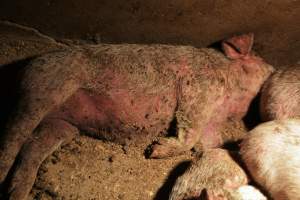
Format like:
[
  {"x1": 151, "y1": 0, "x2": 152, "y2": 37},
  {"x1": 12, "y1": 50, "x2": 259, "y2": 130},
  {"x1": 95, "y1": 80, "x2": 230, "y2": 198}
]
[{"x1": 150, "y1": 138, "x2": 188, "y2": 158}]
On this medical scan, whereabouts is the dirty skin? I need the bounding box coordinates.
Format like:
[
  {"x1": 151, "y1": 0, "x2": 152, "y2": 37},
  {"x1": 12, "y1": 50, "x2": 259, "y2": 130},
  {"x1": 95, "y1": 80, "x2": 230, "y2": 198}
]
[{"x1": 0, "y1": 33, "x2": 273, "y2": 200}]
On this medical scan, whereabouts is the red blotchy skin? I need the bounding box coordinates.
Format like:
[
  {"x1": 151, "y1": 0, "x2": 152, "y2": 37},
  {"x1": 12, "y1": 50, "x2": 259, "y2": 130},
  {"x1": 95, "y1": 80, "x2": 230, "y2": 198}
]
[
  {"x1": 50, "y1": 86, "x2": 176, "y2": 142},
  {"x1": 0, "y1": 34, "x2": 274, "y2": 200}
]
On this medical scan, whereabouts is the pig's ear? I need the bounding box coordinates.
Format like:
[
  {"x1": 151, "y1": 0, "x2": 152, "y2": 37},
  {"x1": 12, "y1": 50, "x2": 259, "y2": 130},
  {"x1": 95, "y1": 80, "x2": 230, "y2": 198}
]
[{"x1": 222, "y1": 33, "x2": 254, "y2": 59}]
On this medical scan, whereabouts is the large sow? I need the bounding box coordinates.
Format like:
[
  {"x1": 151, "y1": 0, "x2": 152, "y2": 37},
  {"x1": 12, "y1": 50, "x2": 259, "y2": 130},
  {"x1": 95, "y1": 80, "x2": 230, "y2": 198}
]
[{"x1": 0, "y1": 34, "x2": 273, "y2": 200}]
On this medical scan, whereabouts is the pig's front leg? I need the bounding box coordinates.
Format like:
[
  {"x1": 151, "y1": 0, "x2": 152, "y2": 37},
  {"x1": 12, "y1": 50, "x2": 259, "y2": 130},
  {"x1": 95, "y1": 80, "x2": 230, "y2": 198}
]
[
  {"x1": 150, "y1": 111, "x2": 219, "y2": 158},
  {"x1": 150, "y1": 126, "x2": 201, "y2": 158},
  {"x1": 150, "y1": 77, "x2": 211, "y2": 158}
]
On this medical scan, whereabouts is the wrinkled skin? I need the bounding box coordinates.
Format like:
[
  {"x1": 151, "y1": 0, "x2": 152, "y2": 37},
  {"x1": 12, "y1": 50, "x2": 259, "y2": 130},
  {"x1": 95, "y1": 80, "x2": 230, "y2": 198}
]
[
  {"x1": 260, "y1": 64, "x2": 300, "y2": 121},
  {"x1": 0, "y1": 33, "x2": 273, "y2": 200},
  {"x1": 240, "y1": 119, "x2": 300, "y2": 200}
]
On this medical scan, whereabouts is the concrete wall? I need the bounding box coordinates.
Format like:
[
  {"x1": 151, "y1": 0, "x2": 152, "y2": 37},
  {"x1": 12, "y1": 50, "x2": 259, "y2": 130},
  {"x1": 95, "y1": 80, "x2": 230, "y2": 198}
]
[{"x1": 0, "y1": 0, "x2": 299, "y2": 66}]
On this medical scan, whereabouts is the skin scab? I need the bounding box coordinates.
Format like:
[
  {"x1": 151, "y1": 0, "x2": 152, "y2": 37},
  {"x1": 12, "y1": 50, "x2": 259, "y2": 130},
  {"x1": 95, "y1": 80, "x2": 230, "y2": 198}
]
[
  {"x1": 273, "y1": 127, "x2": 281, "y2": 134},
  {"x1": 167, "y1": 59, "x2": 193, "y2": 78}
]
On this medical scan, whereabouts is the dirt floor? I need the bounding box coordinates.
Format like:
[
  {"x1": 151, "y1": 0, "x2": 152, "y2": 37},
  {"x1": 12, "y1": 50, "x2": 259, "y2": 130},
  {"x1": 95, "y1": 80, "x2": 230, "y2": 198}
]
[
  {"x1": 0, "y1": 1, "x2": 299, "y2": 199},
  {"x1": 29, "y1": 136, "x2": 193, "y2": 200}
]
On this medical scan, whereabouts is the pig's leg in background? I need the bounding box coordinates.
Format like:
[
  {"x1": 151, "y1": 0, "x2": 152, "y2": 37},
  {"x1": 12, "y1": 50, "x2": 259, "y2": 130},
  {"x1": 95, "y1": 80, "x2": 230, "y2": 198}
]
[
  {"x1": 4, "y1": 118, "x2": 79, "y2": 200},
  {"x1": 169, "y1": 149, "x2": 250, "y2": 200},
  {"x1": 0, "y1": 51, "x2": 85, "y2": 186}
]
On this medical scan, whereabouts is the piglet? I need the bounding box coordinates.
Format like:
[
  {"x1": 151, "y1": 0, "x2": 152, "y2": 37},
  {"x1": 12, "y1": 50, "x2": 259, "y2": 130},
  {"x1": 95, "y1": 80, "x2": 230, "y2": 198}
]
[
  {"x1": 241, "y1": 119, "x2": 300, "y2": 200},
  {"x1": 169, "y1": 148, "x2": 266, "y2": 200},
  {"x1": 260, "y1": 64, "x2": 300, "y2": 121}
]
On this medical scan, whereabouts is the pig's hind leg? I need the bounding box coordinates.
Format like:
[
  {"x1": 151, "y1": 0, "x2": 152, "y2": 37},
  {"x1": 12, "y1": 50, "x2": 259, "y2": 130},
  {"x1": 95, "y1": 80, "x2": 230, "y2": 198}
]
[
  {"x1": 0, "y1": 51, "x2": 86, "y2": 188},
  {"x1": 4, "y1": 118, "x2": 79, "y2": 200}
]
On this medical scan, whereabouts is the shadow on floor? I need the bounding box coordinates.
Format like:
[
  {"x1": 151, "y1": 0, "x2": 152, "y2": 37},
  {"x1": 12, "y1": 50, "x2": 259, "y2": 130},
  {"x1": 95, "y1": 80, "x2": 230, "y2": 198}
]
[{"x1": 154, "y1": 160, "x2": 191, "y2": 200}]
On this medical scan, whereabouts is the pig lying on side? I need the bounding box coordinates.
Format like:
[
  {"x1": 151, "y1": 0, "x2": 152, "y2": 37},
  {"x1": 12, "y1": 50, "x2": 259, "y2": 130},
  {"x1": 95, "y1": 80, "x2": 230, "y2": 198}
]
[{"x1": 0, "y1": 34, "x2": 273, "y2": 200}]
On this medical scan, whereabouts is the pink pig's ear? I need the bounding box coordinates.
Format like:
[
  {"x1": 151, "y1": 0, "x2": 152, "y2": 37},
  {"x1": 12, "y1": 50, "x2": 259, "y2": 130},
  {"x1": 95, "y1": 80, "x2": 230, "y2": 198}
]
[{"x1": 222, "y1": 33, "x2": 254, "y2": 59}]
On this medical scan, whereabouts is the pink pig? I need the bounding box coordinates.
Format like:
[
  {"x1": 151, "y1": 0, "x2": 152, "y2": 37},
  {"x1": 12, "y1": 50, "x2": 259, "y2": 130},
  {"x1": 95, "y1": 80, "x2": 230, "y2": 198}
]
[{"x1": 0, "y1": 34, "x2": 273, "y2": 199}]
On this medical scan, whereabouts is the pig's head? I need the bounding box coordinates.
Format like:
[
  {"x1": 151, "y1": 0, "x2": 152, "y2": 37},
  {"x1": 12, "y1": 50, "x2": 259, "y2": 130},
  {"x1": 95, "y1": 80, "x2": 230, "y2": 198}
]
[
  {"x1": 219, "y1": 34, "x2": 275, "y2": 118},
  {"x1": 222, "y1": 33, "x2": 274, "y2": 94}
]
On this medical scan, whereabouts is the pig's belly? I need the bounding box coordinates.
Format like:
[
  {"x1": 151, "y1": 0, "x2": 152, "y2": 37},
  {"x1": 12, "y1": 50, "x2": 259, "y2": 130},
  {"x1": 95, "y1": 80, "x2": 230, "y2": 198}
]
[{"x1": 48, "y1": 88, "x2": 177, "y2": 142}]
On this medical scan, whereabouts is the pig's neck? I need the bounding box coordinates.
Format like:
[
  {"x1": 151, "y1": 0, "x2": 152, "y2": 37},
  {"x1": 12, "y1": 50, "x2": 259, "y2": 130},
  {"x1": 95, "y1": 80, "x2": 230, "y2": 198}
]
[
  {"x1": 200, "y1": 62, "x2": 258, "y2": 148},
  {"x1": 222, "y1": 61, "x2": 259, "y2": 119}
]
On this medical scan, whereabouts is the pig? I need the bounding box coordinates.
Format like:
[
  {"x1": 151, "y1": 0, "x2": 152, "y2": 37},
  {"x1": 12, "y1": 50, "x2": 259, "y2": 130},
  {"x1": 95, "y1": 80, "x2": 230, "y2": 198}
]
[
  {"x1": 169, "y1": 148, "x2": 267, "y2": 200},
  {"x1": 240, "y1": 119, "x2": 300, "y2": 200},
  {"x1": 260, "y1": 64, "x2": 300, "y2": 121},
  {"x1": 236, "y1": 186, "x2": 267, "y2": 200},
  {"x1": 241, "y1": 66, "x2": 300, "y2": 200},
  {"x1": 0, "y1": 33, "x2": 274, "y2": 200}
]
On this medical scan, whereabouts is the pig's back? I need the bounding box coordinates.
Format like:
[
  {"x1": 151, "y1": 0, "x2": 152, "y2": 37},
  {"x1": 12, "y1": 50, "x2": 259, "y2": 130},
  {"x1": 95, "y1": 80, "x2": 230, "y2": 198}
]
[
  {"x1": 260, "y1": 65, "x2": 300, "y2": 121},
  {"x1": 82, "y1": 43, "x2": 230, "y2": 91},
  {"x1": 241, "y1": 119, "x2": 300, "y2": 200}
]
